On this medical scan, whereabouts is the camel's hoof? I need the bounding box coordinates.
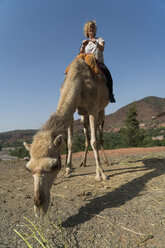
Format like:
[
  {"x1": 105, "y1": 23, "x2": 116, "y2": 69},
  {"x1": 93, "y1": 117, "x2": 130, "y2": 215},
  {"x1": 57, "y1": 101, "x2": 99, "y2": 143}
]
[
  {"x1": 95, "y1": 175, "x2": 102, "y2": 181},
  {"x1": 65, "y1": 173, "x2": 71, "y2": 178},
  {"x1": 102, "y1": 175, "x2": 109, "y2": 181},
  {"x1": 79, "y1": 162, "x2": 86, "y2": 167},
  {"x1": 79, "y1": 163, "x2": 83, "y2": 167},
  {"x1": 34, "y1": 206, "x2": 40, "y2": 217},
  {"x1": 65, "y1": 167, "x2": 70, "y2": 173},
  {"x1": 104, "y1": 160, "x2": 111, "y2": 167}
]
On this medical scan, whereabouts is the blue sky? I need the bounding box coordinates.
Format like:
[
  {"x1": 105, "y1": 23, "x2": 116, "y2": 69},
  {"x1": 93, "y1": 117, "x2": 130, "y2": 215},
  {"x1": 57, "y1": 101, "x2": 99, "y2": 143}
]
[{"x1": 0, "y1": 0, "x2": 165, "y2": 132}]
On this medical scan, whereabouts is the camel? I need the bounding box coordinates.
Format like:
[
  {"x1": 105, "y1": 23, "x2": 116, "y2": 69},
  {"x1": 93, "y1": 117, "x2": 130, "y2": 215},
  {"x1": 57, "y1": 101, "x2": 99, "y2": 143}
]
[{"x1": 24, "y1": 57, "x2": 110, "y2": 216}]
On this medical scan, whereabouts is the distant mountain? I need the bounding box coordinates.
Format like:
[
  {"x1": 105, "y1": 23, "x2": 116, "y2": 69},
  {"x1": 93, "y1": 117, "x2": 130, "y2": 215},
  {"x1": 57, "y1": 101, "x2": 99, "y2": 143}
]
[
  {"x1": 0, "y1": 96, "x2": 165, "y2": 146},
  {"x1": 0, "y1": 129, "x2": 37, "y2": 146},
  {"x1": 103, "y1": 96, "x2": 165, "y2": 130}
]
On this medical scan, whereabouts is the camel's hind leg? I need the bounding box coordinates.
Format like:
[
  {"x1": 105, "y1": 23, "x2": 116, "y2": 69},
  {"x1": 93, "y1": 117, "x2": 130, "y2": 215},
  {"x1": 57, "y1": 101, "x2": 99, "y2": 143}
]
[
  {"x1": 79, "y1": 116, "x2": 90, "y2": 167},
  {"x1": 98, "y1": 110, "x2": 111, "y2": 166},
  {"x1": 89, "y1": 114, "x2": 108, "y2": 181}
]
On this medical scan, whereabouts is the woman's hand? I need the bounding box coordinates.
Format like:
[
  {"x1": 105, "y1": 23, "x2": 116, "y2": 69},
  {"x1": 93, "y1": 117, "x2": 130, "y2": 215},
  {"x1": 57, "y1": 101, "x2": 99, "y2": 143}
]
[
  {"x1": 82, "y1": 40, "x2": 89, "y2": 46},
  {"x1": 80, "y1": 40, "x2": 89, "y2": 53},
  {"x1": 90, "y1": 38, "x2": 104, "y2": 52}
]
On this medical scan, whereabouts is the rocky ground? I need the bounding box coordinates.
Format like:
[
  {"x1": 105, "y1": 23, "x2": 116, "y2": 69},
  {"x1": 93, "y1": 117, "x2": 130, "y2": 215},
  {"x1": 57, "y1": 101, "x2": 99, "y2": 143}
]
[{"x1": 0, "y1": 147, "x2": 165, "y2": 248}]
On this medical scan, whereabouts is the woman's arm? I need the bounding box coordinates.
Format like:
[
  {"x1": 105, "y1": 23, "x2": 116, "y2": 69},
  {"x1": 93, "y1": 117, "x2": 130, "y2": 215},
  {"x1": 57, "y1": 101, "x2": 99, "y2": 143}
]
[
  {"x1": 90, "y1": 38, "x2": 104, "y2": 52},
  {"x1": 80, "y1": 40, "x2": 89, "y2": 53},
  {"x1": 97, "y1": 42, "x2": 104, "y2": 52}
]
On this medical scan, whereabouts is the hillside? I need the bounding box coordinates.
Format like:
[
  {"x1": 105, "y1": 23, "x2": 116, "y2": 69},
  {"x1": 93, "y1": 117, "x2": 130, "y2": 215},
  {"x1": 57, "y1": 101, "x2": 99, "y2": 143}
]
[
  {"x1": 104, "y1": 96, "x2": 165, "y2": 131},
  {"x1": 0, "y1": 96, "x2": 165, "y2": 146},
  {"x1": 0, "y1": 129, "x2": 37, "y2": 146}
]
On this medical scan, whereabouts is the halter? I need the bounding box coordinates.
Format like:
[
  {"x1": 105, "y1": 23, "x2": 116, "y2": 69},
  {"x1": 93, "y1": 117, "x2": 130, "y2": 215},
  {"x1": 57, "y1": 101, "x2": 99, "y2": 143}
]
[{"x1": 32, "y1": 169, "x2": 52, "y2": 175}]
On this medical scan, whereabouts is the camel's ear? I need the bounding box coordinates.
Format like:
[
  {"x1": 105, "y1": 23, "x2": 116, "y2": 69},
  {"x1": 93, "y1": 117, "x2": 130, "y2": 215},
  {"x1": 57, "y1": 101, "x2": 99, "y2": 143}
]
[
  {"x1": 54, "y1": 134, "x2": 63, "y2": 150},
  {"x1": 23, "y1": 142, "x2": 31, "y2": 151}
]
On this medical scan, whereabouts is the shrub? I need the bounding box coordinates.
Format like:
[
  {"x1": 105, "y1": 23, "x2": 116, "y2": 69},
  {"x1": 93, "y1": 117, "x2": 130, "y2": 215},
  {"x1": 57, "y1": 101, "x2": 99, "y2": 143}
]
[{"x1": 10, "y1": 146, "x2": 29, "y2": 158}]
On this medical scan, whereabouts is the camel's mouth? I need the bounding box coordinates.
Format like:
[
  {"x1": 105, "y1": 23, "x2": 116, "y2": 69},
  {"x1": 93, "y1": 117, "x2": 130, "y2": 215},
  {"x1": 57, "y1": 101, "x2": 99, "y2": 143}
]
[
  {"x1": 34, "y1": 204, "x2": 48, "y2": 217},
  {"x1": 33, "y1": 193, "x2": 50, "y2": 217},
  {"x1": 34, "y1": 205, "x2": 44, "y2": 217}
]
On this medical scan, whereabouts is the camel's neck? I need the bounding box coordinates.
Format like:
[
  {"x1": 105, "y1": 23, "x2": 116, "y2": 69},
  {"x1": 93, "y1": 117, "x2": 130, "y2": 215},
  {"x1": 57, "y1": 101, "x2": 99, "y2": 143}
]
[
  {"x1": 43, "y1": 62, "x2": 82, "y2": 134},
  {"x1": 55, "y1": 81, "x2": 79, "y2": 124}
]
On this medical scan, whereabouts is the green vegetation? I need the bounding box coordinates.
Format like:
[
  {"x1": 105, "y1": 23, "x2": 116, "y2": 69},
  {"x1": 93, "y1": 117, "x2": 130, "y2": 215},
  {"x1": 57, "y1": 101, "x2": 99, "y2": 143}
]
[
  {"x1": 14, "y1": 217, "x2": 52, "y2": 248},
  {"x1": 14, "y1": 215, "x2": 68, "y2": 248},
  {"x1": 120, "y1": 104, "x2": 145, "y2": 147},
  {"x1": 10, "y1": 146, "x2": 29, "y2": 158},
  {"x1": 141, "y1": 128, "x2": 165, "y2": 147}
]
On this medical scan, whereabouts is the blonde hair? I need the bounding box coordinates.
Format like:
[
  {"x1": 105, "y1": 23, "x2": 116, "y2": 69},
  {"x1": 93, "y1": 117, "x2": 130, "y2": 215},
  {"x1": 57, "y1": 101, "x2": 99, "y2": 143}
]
[{"x1": 83, "y1": 20, "x2": 97, "y2": 38}]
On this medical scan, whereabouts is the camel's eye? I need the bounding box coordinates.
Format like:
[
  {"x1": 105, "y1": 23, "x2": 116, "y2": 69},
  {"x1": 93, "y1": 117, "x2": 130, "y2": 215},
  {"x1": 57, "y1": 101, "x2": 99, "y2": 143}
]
[{"x1": 50, "y1": 163, "x2": 58, "y2": 171}]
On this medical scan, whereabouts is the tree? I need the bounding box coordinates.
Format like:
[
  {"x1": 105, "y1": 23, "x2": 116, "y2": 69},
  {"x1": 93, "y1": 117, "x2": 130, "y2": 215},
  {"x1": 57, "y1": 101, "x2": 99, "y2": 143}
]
[{"x1": 120, "y1": 104, "x2": 144, "y2": 147}]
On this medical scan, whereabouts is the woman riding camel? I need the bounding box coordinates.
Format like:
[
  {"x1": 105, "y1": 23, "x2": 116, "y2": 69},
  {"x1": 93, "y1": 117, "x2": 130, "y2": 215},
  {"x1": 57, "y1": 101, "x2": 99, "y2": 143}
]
[{"x1": 80, "y1": 20, "x2": 116, "y2": 103}]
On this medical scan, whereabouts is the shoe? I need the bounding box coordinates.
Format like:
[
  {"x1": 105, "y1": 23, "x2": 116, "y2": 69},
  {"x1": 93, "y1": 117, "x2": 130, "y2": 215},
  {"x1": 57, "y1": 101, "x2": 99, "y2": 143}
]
[{"x1": 110, "y1": 94, "x2": 116, "y2": 103}]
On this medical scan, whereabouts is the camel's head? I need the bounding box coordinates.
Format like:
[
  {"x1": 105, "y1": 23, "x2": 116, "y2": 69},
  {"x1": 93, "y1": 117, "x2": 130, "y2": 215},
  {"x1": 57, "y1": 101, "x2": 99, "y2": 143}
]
[{"x1": 24, "y1": 131, "x2": 63, "y2": 217}]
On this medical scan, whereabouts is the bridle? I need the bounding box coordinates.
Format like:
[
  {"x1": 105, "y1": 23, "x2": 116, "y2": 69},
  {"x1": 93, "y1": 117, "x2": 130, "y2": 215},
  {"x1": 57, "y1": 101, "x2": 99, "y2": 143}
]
[{"x1": 32, "y1": 169, "x2": 52, "y2": 175}]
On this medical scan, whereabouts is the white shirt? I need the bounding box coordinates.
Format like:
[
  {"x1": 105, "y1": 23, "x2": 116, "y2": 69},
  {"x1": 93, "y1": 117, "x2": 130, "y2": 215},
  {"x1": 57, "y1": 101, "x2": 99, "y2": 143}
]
[{"x1": 83, "y1": 37, "x2": 105, "y2": 64}]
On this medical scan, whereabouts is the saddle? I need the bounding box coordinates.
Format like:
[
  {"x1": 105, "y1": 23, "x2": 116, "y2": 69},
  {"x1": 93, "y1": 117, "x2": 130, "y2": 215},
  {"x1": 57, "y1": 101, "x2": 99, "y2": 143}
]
[{"x1": 65, "y1": 53, "x2": 103, "y2": 75}]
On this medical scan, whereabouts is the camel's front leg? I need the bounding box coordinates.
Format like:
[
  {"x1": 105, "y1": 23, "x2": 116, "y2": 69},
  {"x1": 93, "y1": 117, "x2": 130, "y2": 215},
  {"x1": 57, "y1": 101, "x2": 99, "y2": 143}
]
[
  {"x1": 98, "y1": 110, "x2": 111, "y2": 166},
  {"x1": 98, "y1": 122, "x2": 111, "y2": 167},
  {"x1": 65, "y1": 120, "x2": 73, "y2": 178},
  {"x1": 80, "y1": 116, "x2": 90, "y2": 167},
  {"x1": 89, "y1": 115, "x2": 108, "y2": 181}
]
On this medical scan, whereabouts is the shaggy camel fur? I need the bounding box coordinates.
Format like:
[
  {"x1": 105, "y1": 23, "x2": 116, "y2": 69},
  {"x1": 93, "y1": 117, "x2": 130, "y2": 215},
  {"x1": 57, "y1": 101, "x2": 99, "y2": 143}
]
[{"x1": 24, "y1": 57, "x2": 109, "y2": 216}]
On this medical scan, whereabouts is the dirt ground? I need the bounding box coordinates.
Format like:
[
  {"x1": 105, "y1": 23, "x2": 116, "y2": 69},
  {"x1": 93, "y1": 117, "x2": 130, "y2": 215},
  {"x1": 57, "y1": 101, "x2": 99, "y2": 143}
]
[{"x1": 0, "y1": 147, "x2": 165, "y2": 248}]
